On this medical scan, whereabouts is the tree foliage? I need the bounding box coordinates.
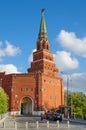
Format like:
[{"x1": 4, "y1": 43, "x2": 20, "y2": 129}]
[
  {"x1": 67, "y1": 91, "x2": 86, "y2": 117},
  {"x1": 0, "y1": 88, "x2": 9, "y2": 114}
]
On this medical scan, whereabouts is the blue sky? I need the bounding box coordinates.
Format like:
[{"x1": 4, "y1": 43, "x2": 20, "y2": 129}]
[{"x1": 0, "y1": 0, "x2": 86, "y2": 93}]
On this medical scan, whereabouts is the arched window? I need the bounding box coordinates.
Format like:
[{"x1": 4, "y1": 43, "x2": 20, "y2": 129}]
[
  {"x1": 47, "y1": 45, "x2": 49, "y2": 50},
  {"x1": 42, "y1": 43, "x2": 45, "y2": 49},
  {"x1": 37, "y1": 44, "x2": 40, "y2": 50}
]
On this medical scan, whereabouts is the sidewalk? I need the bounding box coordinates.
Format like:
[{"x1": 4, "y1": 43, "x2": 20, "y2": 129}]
[{"x1": 64, "y1": 118, "x2": 86, "y2": 125}]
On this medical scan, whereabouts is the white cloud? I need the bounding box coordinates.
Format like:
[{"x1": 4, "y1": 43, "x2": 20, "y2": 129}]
[
  {"x1": 0, "y1": 64, "x2": 20, "y2": 74},
  {"x1": 54, "y1": 51, "x2": 79, "y2": 71},
  {"x1": 5, "y1": 40, "x2": 21, "y2": 56},
  {"x1": 57, "y1": 30, "x2": 86, "y2": 57},
  {"x1": 0, "y1": 40, "x2": 21, "y2": 60},
  {"x1": 0, "y1": 41, "x2": 2, "y2": 46},
  {"x1": 71, "y1": 73, "x2": 86, "y2": 90},
  {"x1": 61, "y1": 72, "x2": 86, "y2": 94}
]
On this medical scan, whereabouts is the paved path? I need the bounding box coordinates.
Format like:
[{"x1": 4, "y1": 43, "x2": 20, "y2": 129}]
[
  {"x1": 0, "y1": 116, "x2": 86, "y2": 130},
  {"x1": 64, "y1": 118, "x2": 86, "y2": 125}
]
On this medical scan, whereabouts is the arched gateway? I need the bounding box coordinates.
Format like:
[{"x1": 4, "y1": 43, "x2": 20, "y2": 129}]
[{"x1": 21, "y1": 97, "x2": 33, "y2": 115}]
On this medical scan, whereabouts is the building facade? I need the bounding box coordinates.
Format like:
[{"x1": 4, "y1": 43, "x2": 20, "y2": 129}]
[{"x1": 0, "y1": 10, "x2": 64, "y2": 115}]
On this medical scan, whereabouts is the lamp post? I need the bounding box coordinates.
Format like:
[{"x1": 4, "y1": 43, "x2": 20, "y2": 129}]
[
  {"x1": 61, "y1": 72, "x2": 71, "y2": 119},
  {"x1": 70, "y1": 79, "x2": 73, "y2": 118},
  {"x1": 66, "y1": 75, "x2": 69, "y2": 107}
]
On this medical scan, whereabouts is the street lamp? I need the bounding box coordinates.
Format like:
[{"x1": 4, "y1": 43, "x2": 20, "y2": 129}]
[
  {"x1": 70, "y1": 79, "x2": 73, "y2": 118},
  {"x1": 61, "y1": 72, "x2": 71, "y2": 119}
]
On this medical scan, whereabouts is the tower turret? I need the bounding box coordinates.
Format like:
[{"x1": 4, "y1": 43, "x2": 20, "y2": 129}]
[
  {"x1": 28, "y1": 9, "x2": 59, "y2": 76},
  {"x1": 37, "y1": 9, "x2": 50, "y2": 51}
]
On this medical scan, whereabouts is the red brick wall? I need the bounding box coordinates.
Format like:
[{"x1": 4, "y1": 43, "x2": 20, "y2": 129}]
[{"x1": 0, "y1": 70, "x2": 64, "y2": 113}]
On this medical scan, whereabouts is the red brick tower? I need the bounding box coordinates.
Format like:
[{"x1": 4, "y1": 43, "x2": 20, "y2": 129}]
[
  {"x1": 0, "y1": 10, "x2": 64, "y2": 116},
  {"x1": 27, "y1": 9, "x2": 64, "y2": 112}
]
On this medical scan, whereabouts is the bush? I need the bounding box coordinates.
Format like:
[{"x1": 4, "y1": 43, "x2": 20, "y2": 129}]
[{"x1": 0, "y1": 88, "x2": 9, "y2": 114}]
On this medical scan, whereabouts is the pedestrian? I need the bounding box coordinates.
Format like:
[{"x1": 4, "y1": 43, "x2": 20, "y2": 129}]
[{"x1": 41, "y1": 113, "x2": 43, "y2": 120}]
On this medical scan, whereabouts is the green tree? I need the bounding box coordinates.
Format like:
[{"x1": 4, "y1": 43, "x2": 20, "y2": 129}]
[
  {"x1": 67, "y1": 91, "x2": 86, "y2": 118},
  {"x1": 0, "y1": 87, "x2": 9, "y2": 114}
]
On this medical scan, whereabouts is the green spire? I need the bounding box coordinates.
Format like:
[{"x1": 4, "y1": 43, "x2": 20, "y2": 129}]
[{"x1": 39, "y1": 9, "x2": 47, "y2": 34}]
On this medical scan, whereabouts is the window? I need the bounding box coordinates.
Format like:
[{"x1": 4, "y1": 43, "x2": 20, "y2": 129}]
[
  {"x1": 21, "y1": 88, "x2": 22, "y2": 91},
  {"x1": 25, "y1": 87, "x2": 29, "y2": 91},
  {"x1": 50, "y1": 96, "x2": 52, "y2": 99},
  {"x1": 31, "y1": 88, "x2": 33, "y2": 91},
  {"x1": 49, "y1": 80, "x2": 52, "y2": 84},
  {"x1": 42, "y1": 43, "x2": 44, "y2": 49},
  {"x1": 44, "y1": 80, "x2": 46, "y2": 82},
  {"x1": 47, "y1": 45, "x2": 48, "y2": 50}
]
